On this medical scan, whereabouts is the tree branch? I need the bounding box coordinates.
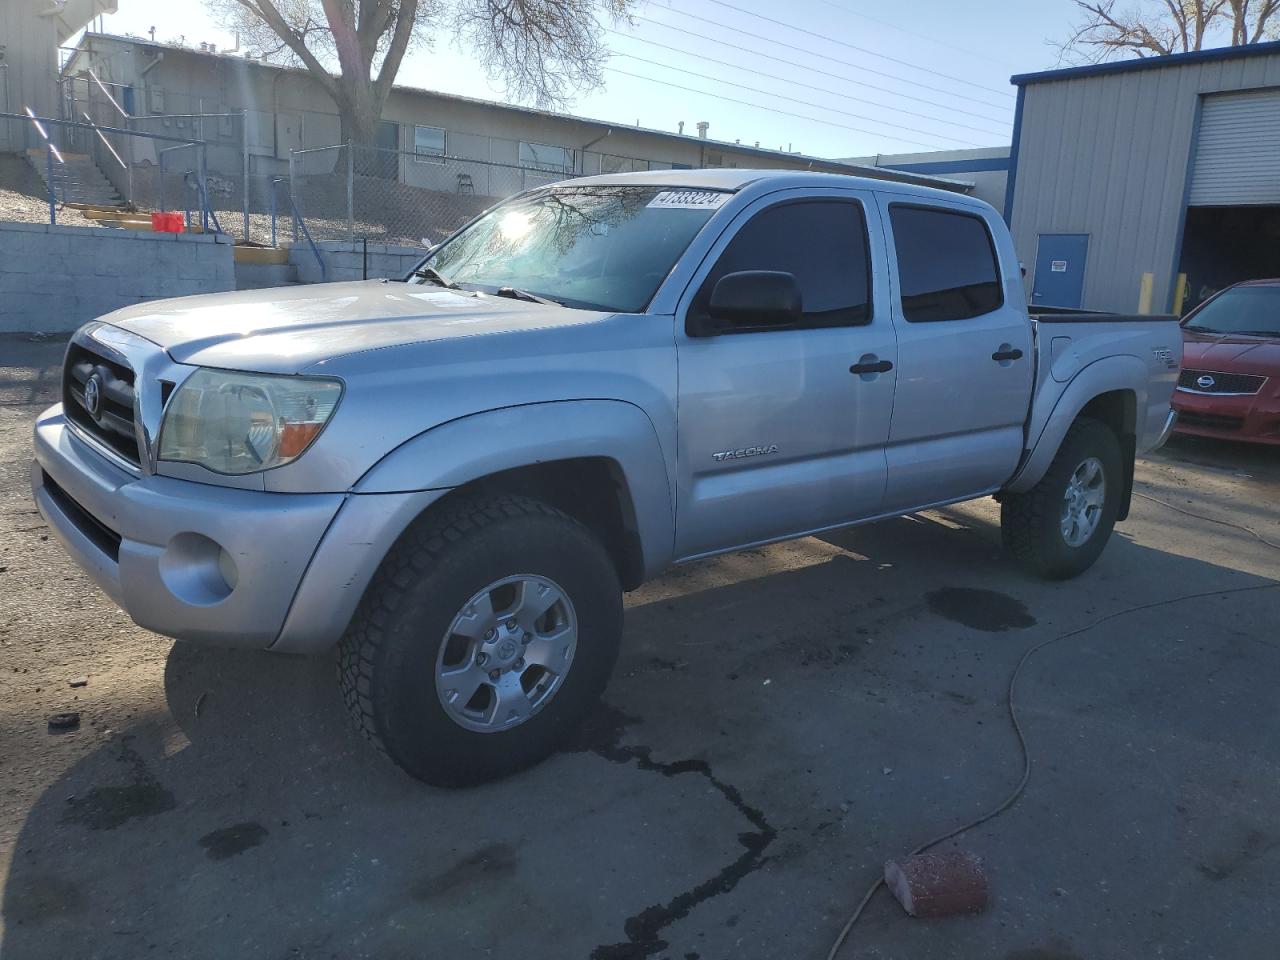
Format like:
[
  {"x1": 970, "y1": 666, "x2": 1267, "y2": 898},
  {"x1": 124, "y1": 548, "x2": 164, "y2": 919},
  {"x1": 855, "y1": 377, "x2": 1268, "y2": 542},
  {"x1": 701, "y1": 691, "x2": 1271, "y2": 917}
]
[
  {"x1": 236, "y1": 0, "x2": 341, "y2": 101},
  {"x1": 374, "y1": 0, "x2": 419, "y2": 103}
]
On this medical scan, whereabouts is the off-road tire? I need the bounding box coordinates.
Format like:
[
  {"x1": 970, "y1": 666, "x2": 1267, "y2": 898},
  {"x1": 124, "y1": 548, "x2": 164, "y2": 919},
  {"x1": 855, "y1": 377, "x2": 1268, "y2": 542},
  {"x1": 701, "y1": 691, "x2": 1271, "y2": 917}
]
[
  {"x1": 337, "y1": 494, "x2": 623, "y2": 786},
  {"x1": 1001, "y1": 418, "x2": 1123, "y2": 580}
]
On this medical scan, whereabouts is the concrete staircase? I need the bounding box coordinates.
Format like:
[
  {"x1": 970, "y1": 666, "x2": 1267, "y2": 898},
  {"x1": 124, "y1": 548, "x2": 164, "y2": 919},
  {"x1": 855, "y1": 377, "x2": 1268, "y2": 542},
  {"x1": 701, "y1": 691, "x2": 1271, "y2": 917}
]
[
  {"x1": 233, "y1": 261, "x2": 300, "y2": 289},
  {"x1": 26, "y1": 149, "x2": 122, "y2": 207},
  {"x1": 233, "y1": 246, "x2": 299, "y2": 289}
]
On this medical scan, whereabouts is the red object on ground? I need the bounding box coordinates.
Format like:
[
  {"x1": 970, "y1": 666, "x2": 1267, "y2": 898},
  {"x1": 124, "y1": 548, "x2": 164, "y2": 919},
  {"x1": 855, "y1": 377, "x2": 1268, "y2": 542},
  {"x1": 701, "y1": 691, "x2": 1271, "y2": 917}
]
[
  {"x1": 150, "y1": 212, "x2": 185, "y2": 233},
  {"x1": 884, "y1": 851, "x2": 989, "y2": 918},
  {"x1": 1173, "y1": 280, "x2": 1280, "y2": 446}
]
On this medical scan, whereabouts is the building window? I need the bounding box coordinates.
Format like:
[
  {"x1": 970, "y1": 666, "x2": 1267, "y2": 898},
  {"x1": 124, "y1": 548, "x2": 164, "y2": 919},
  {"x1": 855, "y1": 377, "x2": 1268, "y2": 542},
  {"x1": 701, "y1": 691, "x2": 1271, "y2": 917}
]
[
  {"x1": 414, "y1": 125, "x2": 446, "y2": 162},
  {"x1": 520, "y1": 141, "x2": 573, "y2": 173},
  {"x1": 600, "y1": 154, "x2": 649, "y2": 174}
]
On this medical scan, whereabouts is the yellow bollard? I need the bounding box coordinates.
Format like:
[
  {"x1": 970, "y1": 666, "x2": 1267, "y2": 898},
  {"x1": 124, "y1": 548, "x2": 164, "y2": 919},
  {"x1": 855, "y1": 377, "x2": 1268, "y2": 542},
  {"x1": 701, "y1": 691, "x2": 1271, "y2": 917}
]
[
  {"x1": 1137, "y1": 272, "x2": 1154, "y2": 315},
  {"x1": 1172, "y1": 273, "x2": 1188, "y2": 315}
]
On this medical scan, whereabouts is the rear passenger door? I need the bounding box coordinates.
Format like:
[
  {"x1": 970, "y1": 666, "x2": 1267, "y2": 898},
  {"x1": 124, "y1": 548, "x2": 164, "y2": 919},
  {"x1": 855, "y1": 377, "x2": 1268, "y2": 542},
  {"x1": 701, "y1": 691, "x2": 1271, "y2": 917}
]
[
  {"x1": 877, "y1": 200, "x2": 1033, "y2": 512},
  {"x1": 673, "y1": 190, "x2": 896, "y2": 559}
]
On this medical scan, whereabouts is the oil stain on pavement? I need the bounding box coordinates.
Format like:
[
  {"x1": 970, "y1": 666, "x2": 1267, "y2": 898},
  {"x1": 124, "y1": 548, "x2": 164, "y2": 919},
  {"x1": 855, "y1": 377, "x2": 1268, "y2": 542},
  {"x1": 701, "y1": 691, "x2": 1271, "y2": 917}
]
[
  {"x1": 925, "y1": 587, "x2": 1037, "y2": 632},
  {"x1": 59, "y1": 740, "x2": 176, "y2": 831},
  {"x1": 412, "y1": 843, "x2": 519, "y2": 901},
  {"x1": 199, "y1": 822, "x2": 269, "y2": 861}
]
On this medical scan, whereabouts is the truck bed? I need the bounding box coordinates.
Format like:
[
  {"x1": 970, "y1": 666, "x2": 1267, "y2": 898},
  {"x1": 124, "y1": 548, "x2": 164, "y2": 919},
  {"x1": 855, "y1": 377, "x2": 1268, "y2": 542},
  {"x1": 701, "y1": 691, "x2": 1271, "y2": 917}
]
[{"x1": 1029, "y1": 305, "x2": 1178, "y2": 324}]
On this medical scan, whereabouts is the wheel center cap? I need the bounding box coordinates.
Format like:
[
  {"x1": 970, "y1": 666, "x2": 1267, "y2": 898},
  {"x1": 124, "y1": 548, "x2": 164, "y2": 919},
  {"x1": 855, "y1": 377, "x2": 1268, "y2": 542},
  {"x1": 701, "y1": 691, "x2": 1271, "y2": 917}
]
[{"x1": 496, "y1": 638, "x2": 518, "y2": 661}]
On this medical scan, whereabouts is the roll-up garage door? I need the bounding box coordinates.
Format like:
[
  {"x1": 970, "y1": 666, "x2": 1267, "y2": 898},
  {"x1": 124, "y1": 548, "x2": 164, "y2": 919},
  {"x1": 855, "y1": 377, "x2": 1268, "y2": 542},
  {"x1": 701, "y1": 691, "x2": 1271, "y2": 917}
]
[{"x1": 1188, "y1": 89, "x2": 1280, "y2": 206}]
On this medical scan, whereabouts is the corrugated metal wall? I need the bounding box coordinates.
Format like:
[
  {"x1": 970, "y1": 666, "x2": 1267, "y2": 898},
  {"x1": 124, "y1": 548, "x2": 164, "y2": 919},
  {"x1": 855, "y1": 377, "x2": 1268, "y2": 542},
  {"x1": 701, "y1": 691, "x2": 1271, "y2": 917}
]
[
  {"x1": 0, "y1": 2, "x2": 60, "y2": 152},
  {"x1": 1009, "y1": 53, "x2": 1280, "y2": 313}
]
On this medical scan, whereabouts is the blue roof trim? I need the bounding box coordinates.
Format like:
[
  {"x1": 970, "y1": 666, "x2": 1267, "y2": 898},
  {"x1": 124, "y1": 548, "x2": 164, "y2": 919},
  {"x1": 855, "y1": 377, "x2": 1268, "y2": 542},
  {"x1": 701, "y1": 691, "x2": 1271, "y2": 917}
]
[
  {"x1": 1003, "y1": 85, "x2": 1025, "y2": 224},
  {"x1": 1012, "y1": 39, "x2": 1280, "y2": 86},
  {"x1": 885, "y1": 157, "x2": 1010, "y2": 175}
]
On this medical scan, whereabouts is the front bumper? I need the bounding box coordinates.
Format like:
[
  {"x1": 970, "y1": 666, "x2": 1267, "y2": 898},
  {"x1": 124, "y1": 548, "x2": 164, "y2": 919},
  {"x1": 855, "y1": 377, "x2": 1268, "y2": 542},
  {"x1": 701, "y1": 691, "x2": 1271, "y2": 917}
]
[
  {"x1": 1171, "y1": 389, "x2": 1280, "y2": 446},
  {"x1": 32, "y1": 405, "x2": 445, "y2": 651}
]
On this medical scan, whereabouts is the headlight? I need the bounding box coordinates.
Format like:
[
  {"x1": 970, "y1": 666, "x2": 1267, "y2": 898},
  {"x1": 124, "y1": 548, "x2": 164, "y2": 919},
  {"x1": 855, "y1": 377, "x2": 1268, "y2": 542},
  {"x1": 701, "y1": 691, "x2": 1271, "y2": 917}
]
[{"x1": 158, "y1": 369, "x2": 343, "y2": 475}]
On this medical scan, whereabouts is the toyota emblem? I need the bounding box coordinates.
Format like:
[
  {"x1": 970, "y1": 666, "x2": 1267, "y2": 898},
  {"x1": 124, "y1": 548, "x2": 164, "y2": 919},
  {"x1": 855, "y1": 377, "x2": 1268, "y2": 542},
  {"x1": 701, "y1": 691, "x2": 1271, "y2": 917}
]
[
  {"x1": 1196, "y1": 374, "x2": 1216, "y2": 390},
  {"x1": 83, "y1": 374, "x2": 103, "y2": 417}
]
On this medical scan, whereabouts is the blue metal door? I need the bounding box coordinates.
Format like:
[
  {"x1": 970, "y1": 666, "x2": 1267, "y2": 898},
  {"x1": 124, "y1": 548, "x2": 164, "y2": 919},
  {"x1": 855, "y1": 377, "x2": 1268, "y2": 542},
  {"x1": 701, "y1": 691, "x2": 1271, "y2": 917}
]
[{"x1": 1032, "y1": 234, "x2": 1089, "y2": 308}]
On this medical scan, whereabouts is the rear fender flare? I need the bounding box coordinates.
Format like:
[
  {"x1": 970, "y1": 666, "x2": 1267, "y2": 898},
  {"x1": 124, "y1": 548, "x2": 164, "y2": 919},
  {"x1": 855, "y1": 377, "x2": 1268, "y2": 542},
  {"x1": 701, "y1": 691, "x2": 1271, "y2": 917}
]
[{"x1": 1007, "y1": 355, "x2": 1146, "y2": 494}]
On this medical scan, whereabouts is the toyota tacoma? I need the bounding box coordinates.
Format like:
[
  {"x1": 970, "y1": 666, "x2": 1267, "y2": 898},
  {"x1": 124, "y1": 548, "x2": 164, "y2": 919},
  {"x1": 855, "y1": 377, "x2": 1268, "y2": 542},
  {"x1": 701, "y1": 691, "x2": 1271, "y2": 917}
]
[{"x1": 32, "y1": 170, "x2": 1180, "y2": 785}]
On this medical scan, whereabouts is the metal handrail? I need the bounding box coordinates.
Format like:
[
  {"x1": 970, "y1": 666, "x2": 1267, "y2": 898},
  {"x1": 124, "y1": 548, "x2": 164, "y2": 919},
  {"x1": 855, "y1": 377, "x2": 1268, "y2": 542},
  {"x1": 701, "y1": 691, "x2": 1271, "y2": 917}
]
[
  {"x1": 23, "y1": 107, "x2": 64, "y2": 163},
  {"x1": 0, "y1": 111, "x2": 204, "y2": 146},
  {"x1": 276, "y1": 177, "x2": 326, "y2": 281},
  {"x1": 88, "y1": 69, "x2": 130, "y2": 120},
  {"x1": 131, "y1": 112, "x2": 242, "y2": 121},
  {"x1": 81, "y1": 111, "x2": 126, "y2": 169}
]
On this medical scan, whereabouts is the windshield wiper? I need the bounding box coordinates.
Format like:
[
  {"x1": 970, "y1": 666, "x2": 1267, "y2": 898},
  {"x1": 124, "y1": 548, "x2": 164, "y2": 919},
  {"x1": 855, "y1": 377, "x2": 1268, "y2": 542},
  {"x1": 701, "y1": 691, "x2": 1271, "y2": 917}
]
[
  {"x1": 1230, "y1": 330, "x2": 1280, "y2": 338},
  {"x1": 1183, "y1": 324, "x2": 1216, "y2": 333},
  {"x1": 409, "y1": 266, "x2": 460, "y2": 289},
  {"x1": 494, "y1": 286, "x2": 561, "y2": 306}
]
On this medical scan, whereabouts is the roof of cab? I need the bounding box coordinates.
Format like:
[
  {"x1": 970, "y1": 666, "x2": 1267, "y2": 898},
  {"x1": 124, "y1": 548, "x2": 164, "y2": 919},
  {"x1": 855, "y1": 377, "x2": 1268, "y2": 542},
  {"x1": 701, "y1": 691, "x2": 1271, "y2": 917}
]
[{"x1": 565, "y1": 168, "x2": 986, "y2": 206}]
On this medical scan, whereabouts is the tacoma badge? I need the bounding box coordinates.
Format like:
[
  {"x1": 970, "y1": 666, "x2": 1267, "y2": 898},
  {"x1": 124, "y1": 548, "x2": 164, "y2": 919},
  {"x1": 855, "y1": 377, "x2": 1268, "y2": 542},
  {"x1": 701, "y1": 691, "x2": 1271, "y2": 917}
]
[{"x1": 713, "y1": 444, "x2": 779, "y2": 462}]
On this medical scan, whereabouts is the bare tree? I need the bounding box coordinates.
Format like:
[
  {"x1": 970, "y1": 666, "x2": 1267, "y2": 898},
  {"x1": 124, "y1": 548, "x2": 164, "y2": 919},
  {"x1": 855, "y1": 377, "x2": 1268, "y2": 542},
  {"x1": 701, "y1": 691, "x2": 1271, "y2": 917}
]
[
  {"x1": 1060, "y1": 0, "x2": 1280, "y2": 62},
  {"x1": 208, "y1": 0, "x2": 634, "y2": 150}
]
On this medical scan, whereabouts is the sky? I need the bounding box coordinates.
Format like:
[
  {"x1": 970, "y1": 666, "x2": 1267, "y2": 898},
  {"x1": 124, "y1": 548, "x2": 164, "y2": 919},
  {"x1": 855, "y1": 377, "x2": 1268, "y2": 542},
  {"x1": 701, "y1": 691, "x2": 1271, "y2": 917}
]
[{"x1": 84, "y1": 0, "x2": 1084, "y2": 159}]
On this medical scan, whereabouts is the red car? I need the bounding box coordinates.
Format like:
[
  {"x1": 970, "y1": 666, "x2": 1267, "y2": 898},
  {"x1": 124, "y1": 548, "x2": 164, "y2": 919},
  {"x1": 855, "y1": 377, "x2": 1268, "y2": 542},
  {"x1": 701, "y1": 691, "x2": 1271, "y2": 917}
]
[{"x1": 1173, "y1": 280, "x2": 1280, "y2": 445}]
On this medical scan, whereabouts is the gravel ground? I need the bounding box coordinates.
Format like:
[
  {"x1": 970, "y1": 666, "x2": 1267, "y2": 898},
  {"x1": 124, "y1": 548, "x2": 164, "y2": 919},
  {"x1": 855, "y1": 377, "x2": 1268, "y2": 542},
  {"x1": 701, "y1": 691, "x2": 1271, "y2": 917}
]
[
  {"x1": 0, "y1": 156, "x2": 102, "y2": 229},
  {"x1": 1, "y1": 333, "x2": 1278, "y2": 960}
]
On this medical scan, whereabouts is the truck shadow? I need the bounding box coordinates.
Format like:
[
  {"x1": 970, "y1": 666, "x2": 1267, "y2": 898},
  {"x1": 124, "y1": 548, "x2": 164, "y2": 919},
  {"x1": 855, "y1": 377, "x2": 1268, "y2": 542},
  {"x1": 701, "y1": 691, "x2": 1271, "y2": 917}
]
[{"x1": 4, "y1": 504, "x2": 1279, "y2": 960}]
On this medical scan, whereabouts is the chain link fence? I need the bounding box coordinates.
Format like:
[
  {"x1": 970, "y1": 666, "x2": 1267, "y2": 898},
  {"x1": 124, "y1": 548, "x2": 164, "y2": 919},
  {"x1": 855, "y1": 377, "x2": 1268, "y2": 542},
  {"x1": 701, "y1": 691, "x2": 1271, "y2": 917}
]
[{"x1": 290, "y1": 143, "x2": 583, "y2": 248}]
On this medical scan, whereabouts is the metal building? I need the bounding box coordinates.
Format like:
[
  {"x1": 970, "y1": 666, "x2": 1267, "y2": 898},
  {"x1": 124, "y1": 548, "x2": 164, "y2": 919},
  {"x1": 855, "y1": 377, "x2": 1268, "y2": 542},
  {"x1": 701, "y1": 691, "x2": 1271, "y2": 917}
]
[
  {"x1": 841, "y1": 147, "x2": 1010, "y2": 210},
  {"x1": 1006, "y1": 41, "x2": 1280, "y2": 315}
]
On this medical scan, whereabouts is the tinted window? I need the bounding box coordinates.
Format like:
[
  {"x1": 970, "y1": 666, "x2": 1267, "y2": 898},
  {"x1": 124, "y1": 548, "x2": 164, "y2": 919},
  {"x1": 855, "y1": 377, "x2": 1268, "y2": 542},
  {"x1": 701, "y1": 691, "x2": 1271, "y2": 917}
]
[
  {"x1": 698, "y1": 200, "x2": 871, "y2": 329},
  {"x1": 890, "y1": 206, "x2": 1003, "y2": 322}
]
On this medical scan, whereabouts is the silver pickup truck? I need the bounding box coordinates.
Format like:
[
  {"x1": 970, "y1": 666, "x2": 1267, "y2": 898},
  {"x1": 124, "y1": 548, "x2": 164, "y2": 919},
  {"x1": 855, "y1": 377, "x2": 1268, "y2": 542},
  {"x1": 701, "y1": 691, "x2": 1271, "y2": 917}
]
[{"x1": 32, "y1": 170, "x2": 1179, "y2": 785}]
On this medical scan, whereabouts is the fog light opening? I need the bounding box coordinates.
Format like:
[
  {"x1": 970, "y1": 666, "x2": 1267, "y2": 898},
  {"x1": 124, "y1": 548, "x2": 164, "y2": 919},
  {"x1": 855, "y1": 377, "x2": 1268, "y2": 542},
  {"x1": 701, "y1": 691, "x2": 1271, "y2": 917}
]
[{"x1": 158, "y1": 532, "x2": 236, "y2": 606}]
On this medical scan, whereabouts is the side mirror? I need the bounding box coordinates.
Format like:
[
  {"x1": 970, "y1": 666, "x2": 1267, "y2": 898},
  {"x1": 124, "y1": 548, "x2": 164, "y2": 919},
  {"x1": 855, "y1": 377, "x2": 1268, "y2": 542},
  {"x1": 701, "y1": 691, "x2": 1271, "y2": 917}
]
[{"x1": 704, "y1": 270, "x2": 802, "y2": 332}]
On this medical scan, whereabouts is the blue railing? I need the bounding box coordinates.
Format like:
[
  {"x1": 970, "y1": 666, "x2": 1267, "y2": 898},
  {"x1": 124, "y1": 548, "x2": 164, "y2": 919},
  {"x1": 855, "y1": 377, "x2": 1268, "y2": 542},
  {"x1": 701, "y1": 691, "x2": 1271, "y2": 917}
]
[{"x1": 272, "y1": 177, "x2": 326, "y2": 281}]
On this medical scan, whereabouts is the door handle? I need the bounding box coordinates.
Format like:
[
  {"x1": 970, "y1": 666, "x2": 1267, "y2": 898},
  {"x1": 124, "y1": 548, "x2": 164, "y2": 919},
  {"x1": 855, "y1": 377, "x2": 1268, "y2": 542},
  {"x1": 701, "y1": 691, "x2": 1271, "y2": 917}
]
[
  {"x1": 992, "y1": 348, "x2": 1024, "y2": 362},
  {"x1": 850, "y1": 359, "x2": 893, "y2": 375}
]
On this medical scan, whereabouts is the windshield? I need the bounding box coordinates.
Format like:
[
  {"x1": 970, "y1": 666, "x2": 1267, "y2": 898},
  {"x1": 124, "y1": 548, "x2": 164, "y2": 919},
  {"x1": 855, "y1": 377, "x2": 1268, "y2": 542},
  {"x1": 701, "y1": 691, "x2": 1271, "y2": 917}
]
[
  {"x1": 410, "y1": 186, "x2": 728, "y2": 312},
  {"x1": 1184, "y1": 286, "x2": 1280, "y2": 337}
]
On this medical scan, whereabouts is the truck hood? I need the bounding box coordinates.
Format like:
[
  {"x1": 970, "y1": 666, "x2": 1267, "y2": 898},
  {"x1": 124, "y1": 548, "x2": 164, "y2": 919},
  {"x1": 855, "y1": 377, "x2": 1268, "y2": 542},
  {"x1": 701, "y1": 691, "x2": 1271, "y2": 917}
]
[
  {"x1": 98, "y1": 280, "x2": 611, "y2": 373},
  {"x1": 1182, "y1": 331, "x2": 1280, "y2": 376}
]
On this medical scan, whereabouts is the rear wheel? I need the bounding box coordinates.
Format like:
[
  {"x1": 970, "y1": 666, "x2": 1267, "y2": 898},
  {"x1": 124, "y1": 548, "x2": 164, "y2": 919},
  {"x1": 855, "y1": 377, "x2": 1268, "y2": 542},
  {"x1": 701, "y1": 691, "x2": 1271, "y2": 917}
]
[
  {"x1": 1001, "y1": 418, "x2": 1123, "y2": 580},
  {"x1": 338, "y1": 494, "x2": 623, "y2": 786}
]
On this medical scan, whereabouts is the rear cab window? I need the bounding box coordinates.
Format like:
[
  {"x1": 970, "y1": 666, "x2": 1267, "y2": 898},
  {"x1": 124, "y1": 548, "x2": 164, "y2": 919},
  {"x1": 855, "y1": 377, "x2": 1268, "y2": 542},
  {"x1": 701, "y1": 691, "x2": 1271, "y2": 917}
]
[
  {"x1": 692, "y1": 198, "x2": 873, "y2": 333},
  {"x1": 888, "y1": 204, "x2": 1004, "y2": 322}
]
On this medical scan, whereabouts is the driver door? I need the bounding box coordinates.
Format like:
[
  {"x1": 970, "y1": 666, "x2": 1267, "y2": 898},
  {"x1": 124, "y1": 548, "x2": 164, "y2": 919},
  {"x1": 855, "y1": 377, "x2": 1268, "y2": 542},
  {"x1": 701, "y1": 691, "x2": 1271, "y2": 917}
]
[{"x1": 673, "y1": 190, "x2": 897, "y2": 559}]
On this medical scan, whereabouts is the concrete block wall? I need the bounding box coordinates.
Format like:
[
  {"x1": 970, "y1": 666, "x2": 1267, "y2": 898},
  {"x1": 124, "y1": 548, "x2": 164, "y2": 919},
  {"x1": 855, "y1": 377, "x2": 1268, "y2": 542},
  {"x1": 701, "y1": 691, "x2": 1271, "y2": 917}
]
[
  {"x1": 0, "y1": 223, "x2": 236, "y2": 334},
  {"x1": 291, "y1": 240, "x2": 427, "y2": 285}
]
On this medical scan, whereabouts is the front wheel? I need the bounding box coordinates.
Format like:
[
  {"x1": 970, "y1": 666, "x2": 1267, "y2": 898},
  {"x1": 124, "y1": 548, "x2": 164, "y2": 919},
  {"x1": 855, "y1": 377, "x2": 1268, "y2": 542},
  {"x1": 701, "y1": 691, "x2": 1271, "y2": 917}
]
[
  {"x1": 1000, "y1": 418, "x2": 1123, "y2": 580},
  {"x1": 337, "y1": 495, "x2": 623, "y2": 786}
]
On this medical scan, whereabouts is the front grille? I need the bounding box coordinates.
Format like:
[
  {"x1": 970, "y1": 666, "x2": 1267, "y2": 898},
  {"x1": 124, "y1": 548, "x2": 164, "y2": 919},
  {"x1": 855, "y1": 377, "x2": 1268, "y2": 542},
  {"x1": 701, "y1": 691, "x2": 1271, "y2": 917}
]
[
  {"x1": 63, "y1": 341, "x2": 140, "y2": 466},
  {"x1": 1177, "y1": 411, "x2": 1245, "y2": 431},
  {"x1": 42, "y1": 472, "x2": 122, "y2": 561},
  {"x1": 1178, "y1": 369, "x2": 1267, "y2": 395}
]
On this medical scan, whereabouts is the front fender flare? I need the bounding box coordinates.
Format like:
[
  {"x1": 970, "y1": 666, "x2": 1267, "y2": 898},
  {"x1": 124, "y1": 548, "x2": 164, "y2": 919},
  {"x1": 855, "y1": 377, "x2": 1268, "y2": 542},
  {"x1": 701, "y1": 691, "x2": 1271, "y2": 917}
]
[
  {"x1": 1006, "y1": 355, "x2": 1146, "y2": 495},
  {"x1": 354, "y1": 400, "x2": 676, "y2": 579}
]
